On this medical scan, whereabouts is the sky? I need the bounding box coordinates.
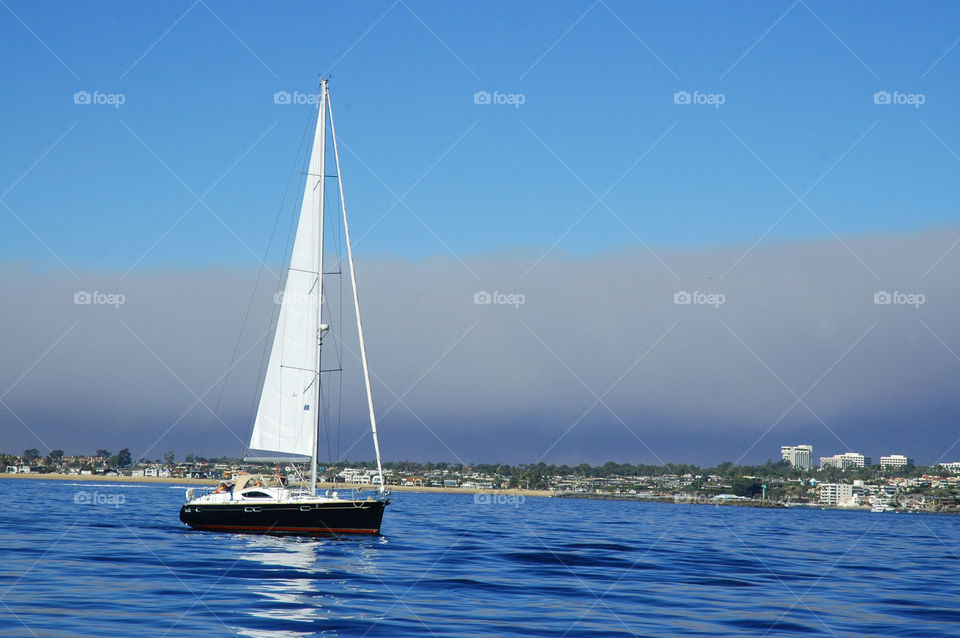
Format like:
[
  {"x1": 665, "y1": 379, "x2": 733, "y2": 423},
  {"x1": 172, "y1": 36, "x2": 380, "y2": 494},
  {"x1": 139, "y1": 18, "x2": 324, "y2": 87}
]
[{"x1": 1, "y1": 1, "x2": 959, "y2": 467}]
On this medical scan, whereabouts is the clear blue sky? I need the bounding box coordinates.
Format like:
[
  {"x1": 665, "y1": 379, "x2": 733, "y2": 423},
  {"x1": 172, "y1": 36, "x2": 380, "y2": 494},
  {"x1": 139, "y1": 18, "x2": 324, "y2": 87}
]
[{"x1": 1, "y1": 0, "x2": 958, "y2": 271}]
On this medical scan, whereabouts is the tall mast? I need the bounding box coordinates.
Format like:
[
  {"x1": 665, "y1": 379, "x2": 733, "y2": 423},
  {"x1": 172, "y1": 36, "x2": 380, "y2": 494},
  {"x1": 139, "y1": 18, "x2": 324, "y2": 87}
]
[
  {"x1": 310, "y1": 79, "x2": 328, "y2": 496},
  {"x1": 326, "y1": 84, "x2": 385, "y2": 493}
]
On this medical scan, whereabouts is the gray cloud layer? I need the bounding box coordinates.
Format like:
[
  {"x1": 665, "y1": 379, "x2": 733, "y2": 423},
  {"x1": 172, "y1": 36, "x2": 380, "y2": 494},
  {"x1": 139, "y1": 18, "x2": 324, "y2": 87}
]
[{"x1": 2, "y1": 229, "x2": 959, "y2": 466}]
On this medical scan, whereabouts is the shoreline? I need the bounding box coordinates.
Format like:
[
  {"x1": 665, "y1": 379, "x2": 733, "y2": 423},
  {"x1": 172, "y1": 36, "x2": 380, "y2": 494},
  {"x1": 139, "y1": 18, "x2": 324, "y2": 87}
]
[{"x1": 1, "y1": 474, "x2": 948, "y2": 513}]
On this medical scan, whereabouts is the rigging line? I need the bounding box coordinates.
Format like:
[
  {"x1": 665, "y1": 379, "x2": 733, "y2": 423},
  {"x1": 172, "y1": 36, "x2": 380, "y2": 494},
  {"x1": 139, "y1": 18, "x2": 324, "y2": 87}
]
[
  {"x1": 241, "y1": 108, "x2": 316, "y2": 454},
  {"x1": 201, "y1": 109, "x2": 313, "y2": 460},
  {"x1": 319, "y1": 375, "x2": 332, "y2": 464},
  {"x1": 319, "y1": 175, "x2": 334, "y2": 466},
  {"x1": 336, "y1": 345, "x2": 344, "y2": 461},
  {"x1": 321, "y1": 180, "x2": 346, "y2": 463},
  {"x1": 326, "y1": 380, "x2": 336, "y2": 464},
  {"x1": 317, "y1": 148, "x2": 348, "y2": 467},
  {"x1": 331, "y1": 179, "x2": 346, "y2": 375},
  {"x1": 336, "y1": 186, "x2": 345, "y2": 461}
]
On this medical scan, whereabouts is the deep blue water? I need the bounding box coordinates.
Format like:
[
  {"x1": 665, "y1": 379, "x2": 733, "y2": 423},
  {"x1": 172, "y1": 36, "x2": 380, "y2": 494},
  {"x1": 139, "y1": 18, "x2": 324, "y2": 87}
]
[{"x1": 1, "y1": 480, "x2": 959, "y2": 637}]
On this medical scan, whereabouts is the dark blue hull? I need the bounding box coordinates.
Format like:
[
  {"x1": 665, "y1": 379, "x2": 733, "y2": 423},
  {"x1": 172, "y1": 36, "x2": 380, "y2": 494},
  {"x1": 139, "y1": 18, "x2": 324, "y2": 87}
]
[{"x1": 179, "y1": 499, "x2": 388, "y2": 535}]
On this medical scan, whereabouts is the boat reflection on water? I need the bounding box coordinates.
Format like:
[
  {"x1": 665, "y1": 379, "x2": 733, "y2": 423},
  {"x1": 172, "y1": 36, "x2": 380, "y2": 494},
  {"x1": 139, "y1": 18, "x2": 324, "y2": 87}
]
[{"x1": 231, "y1": 535, "x2": 388, "y2": 637}]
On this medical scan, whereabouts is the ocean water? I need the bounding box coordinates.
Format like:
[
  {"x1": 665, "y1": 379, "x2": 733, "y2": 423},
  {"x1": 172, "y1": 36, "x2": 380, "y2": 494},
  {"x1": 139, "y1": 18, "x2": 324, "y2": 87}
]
[{"x1": 0, "y1": 480, "x2": 958, "y2": 637}]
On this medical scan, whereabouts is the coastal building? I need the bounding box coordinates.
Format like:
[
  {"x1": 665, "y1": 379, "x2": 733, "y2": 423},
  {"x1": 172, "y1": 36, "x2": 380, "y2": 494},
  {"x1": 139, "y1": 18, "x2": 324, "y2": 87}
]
[
  {"x1": 820, "y1": 453, "x2": 871, "y2": 470},
  {"x1": 142, "y1": 466, "x2": 170, "y2": 478},
  {"x1": 781, "y1": 445, "x2": 813, "y2": 470},
  {"x1": 337, "y1": 467, "x2": 379, "y2": 484},
  {"x1": 880, "y1": 455, "x2": 914, "y2": 470},
  {"x1": 4, "y1": 465, "x2": 39, "y2": 474},
  {"x1": 819, "y1": 483, "x2": 855, "y2": 506},
  {"x1": 937, "y1": 462, "x2": 960, "y2": 474}
]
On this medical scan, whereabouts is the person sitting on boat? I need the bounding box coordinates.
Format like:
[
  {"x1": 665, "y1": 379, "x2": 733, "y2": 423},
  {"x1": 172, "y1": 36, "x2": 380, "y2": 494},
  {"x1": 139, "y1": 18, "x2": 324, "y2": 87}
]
[{"x1": 215, "y1": 482, "x2": 229, "y2": 494}]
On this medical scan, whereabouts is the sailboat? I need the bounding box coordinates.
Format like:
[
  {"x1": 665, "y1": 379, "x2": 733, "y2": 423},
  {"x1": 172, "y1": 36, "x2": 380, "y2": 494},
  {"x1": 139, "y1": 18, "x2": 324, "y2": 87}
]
[{"x1": 179, "y1": 79, "x2": 389, "y2": 535}]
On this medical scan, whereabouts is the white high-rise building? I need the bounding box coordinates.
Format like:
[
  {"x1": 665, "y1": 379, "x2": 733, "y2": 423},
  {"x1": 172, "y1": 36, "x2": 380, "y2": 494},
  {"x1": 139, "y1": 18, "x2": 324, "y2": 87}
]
[
  {"x1": 820, "y1": 452, "x2": 871, "y2": 470},
  {"x1": 781, "y1": 445, "x2": 813, "y2": 470},
  {"x1": 880, "y1": 455, "x2": 913, "y2": 470}
]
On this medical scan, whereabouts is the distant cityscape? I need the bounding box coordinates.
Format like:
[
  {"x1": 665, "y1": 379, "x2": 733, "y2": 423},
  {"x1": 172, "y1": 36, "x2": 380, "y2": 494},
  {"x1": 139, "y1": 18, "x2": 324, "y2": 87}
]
[
  {"x1": 778, "y1": 444, "x2": 925, "y2": 472},
  {"x1": 776, "y1": 444, "x2": 957, "y2": 511},
  {"x1": 4, "y1": 444, "x2": 960, "y2": 514}
]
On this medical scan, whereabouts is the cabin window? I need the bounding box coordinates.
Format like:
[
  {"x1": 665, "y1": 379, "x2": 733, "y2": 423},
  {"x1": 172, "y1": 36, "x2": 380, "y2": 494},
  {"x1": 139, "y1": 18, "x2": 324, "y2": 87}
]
[{"x1": 242, "y1": 491, "x2": 271, "y2": 498}]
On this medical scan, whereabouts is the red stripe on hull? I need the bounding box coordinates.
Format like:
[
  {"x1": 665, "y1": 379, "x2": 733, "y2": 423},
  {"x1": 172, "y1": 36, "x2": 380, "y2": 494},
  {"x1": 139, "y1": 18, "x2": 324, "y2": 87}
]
[{"x1": 194, "y1": 524, "x2": 380, "y2": 534}]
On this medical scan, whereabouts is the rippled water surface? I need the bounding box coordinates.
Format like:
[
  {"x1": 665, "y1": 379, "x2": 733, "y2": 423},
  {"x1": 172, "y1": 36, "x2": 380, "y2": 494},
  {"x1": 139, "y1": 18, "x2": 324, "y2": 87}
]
[{"x1": 1, "y1": 479, "x2": 958, "y2": 636}]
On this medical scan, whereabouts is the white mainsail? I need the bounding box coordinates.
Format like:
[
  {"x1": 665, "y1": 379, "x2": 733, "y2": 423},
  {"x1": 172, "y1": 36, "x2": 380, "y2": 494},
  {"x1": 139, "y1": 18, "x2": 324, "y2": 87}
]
[{"x1": 249, "y1": 92, "x2": 326, "y2": 457}]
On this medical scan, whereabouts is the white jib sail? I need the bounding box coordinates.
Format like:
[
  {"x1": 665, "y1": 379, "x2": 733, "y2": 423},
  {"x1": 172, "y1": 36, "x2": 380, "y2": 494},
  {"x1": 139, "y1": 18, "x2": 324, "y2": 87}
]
[{"x1": 249, "y1": 98, "x2": 325, "y2": 457}]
